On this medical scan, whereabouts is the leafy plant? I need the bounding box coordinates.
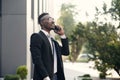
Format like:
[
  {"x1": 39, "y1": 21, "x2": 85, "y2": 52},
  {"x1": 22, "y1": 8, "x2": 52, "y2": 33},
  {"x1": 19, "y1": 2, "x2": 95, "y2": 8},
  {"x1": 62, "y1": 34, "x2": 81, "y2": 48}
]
[
  {"x1": 82, "y1": 74, "x2": 92, "y2": 80},
  {"x1": 4, "y1": 74, "x2": 20, "y2": 80},
  {"x1": 16, "y1": 65, "x2": 28, "y2": 80},
  {"x1": 75, "y1": 74, "x2": 92, "y2": 80}
]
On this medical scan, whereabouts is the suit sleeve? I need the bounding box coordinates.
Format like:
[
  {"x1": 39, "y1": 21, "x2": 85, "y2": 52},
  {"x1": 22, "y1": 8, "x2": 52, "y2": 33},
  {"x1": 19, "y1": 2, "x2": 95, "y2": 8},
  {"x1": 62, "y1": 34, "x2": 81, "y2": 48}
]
[
  {"x1": 61, "y1": 38, "x2": 69, "y2": 55},
  {"x1": 30, "y1": 33, "x2": 48, "y2": 78}
]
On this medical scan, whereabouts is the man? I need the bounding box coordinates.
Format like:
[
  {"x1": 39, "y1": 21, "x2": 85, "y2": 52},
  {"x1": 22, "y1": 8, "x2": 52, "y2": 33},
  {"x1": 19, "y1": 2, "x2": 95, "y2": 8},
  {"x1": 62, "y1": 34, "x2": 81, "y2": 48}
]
[{"x1": 30, "y1": 13, "x2": 69, "y2": 80}]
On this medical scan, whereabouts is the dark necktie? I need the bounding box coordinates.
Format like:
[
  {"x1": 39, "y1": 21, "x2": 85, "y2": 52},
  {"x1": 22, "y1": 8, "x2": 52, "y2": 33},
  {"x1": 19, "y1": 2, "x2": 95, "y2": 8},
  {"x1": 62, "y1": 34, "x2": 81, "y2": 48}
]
[
  {"x1": 50, "y1": 38, "x2": 57, "y2": 73},
  {"x1": 47, "y1": 35, "x2": 57, "y2": 73}
]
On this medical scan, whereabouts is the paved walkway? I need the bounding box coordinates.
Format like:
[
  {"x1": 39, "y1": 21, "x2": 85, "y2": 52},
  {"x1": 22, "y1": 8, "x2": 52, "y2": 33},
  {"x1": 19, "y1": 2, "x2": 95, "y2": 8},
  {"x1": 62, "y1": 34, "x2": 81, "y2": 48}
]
[
  {"x1": 64, "y1": 62, "x2": 119, "y2": 80},
  {"x1": 0, "y1": 62, "x2": 119, "y2": 80}
]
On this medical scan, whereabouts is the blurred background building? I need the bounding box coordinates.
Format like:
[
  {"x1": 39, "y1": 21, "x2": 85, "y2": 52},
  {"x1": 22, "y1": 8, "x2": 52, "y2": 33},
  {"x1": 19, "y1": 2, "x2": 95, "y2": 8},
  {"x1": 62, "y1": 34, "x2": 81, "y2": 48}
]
[{"x1": 0, "y1": 0, "x2": 60, "y2": 79}]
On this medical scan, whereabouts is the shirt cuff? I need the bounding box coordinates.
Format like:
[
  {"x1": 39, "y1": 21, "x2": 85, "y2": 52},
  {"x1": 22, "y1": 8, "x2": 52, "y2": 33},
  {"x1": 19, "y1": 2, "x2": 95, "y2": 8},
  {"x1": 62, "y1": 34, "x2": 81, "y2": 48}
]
[
  {"x1": 43, "y1": 76, "x2": 50, "y2": 80},
  {"x1": 60, "y1": 34, "x2": 66, "y2": 39}
]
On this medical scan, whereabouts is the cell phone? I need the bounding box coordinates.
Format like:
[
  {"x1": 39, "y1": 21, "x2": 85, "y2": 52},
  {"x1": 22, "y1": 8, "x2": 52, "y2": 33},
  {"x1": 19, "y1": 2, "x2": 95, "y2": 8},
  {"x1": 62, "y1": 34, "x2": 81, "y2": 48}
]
[{"x1": 54, "y1": 26, "x2": 61, "y2": 31}]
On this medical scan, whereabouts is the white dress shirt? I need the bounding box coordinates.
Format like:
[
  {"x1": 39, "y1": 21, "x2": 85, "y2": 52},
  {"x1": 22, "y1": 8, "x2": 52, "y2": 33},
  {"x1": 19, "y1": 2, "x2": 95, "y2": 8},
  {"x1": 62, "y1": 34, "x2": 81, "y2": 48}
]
[{"x1": 41, "y1": 30, "x2": 58, "y2": 80}]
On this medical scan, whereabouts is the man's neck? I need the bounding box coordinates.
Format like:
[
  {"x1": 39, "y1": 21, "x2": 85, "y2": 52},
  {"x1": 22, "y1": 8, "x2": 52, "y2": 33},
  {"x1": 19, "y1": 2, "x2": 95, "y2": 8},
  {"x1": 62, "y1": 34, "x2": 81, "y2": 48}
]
[
  {"x1": 42, "y1": 28, "x2": 51, "y2": 33},
  {"x1": 41, "y1": 29, "x2": 50, "y2": 36}
]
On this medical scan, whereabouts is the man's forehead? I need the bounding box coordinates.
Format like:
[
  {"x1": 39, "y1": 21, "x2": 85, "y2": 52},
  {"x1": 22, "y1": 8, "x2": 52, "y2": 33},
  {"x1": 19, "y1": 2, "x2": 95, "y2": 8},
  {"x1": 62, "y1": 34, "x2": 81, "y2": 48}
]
[{"x1": 41, "y1": 15, "x2": 50, "y2": 20}]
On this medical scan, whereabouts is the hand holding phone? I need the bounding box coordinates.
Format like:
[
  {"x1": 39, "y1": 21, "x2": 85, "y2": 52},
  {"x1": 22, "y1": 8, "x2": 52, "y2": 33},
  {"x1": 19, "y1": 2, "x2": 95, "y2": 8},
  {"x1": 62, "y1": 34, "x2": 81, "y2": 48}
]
[
  {"x1": 54, "y1": 25, "x2": 61, "y2": 31},
  {"x1": 53, "y1": 25, "x2": 65, "y2": 35}
]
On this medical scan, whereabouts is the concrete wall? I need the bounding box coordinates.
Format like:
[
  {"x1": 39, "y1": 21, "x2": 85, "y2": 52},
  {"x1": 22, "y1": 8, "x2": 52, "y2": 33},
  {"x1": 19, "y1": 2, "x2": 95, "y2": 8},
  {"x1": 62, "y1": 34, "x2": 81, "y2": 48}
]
[
  {"x1": 0, "y1": 17, "x2": 1, "y2": 77},
  {"x1": 0, "y1": 0, "x2": 55, "y2": 78},
  {"x1": 1, "y1": 0, "x2": 26, "y2": 76},
  {"x1": 0, "y1": 0, "x2": 2, "y2": 77}
]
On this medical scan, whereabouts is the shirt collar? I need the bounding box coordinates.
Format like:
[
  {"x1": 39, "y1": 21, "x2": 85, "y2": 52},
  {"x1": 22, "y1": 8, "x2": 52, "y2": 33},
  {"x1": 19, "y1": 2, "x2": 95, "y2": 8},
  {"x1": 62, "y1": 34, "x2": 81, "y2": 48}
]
[{"x1": 41, "y1": 29, "x2": 51, "y2": 37}]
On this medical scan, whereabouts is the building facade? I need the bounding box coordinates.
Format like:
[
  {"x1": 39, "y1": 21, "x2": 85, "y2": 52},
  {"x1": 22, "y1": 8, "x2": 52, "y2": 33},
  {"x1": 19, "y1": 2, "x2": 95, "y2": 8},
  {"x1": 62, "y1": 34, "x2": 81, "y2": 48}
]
[{"x1": 0, "y1": 0, "x2": 56, "y2": 79}]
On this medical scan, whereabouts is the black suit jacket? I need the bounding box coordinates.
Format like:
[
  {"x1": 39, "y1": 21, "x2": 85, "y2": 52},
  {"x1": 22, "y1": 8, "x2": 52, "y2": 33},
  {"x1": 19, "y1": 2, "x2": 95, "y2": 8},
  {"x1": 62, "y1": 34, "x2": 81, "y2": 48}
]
[{"x1": 30, "y1": 31, "x2": 69, "y2": 80}]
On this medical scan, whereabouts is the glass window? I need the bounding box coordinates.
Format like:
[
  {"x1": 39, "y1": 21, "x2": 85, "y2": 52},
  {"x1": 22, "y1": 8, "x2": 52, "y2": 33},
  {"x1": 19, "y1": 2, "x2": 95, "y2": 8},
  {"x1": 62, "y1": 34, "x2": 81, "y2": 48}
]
[
  {"x1": 38, "y1": 0, "x2": 47, "y2": 15},
  {"x1": 31, "y1": 0, "x2": 34, "y2": 19},
  {"x1": 0, "y1": 0, "x2": 1, "y2": 77},
  {"x1": 0, "y1": 0, "x2": 1, "y2": 17}
]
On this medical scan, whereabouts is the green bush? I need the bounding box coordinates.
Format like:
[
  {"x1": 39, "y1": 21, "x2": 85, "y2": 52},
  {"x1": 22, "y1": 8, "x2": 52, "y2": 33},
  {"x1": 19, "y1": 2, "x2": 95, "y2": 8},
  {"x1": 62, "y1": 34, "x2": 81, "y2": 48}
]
[
  {"x1": 99, "y1": 72, "x2": 106, "y2": 79},
  {"x1": 82, "y1": 74, "x2": 91, "y2": 77},
  {"x1": 82, "y1": 74, "x2": 92, "y2": 80},
  {"x1": 75, "y1": 74, "x2": 92, "y2": 80},
  {"x1": 4, "y1": 74, "x2": 20, "y2": 80},
  {"x1": 82, "y1": 77, "x2": 92, "y2": 80},
  {"x1": 16, "y1": 65, "x2": 28, "y2": 80}
]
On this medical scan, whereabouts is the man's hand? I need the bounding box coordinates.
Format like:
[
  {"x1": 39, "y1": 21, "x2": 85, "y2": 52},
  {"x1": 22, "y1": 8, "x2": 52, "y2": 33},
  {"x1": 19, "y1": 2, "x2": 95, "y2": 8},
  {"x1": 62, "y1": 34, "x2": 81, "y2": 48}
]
[
  {"x1": 54, "y1": 25, "x2": 65, "y2": 36},
  {"x1": 43, "y1": 76, "x2": 50, "y2": 80}
]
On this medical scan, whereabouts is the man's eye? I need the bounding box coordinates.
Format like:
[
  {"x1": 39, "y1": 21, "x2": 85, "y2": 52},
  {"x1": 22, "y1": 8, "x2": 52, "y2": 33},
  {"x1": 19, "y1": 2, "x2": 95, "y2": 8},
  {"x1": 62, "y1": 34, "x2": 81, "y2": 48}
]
[{"x1": 49, "y1": 18, "x2": 54, "y2": 21}]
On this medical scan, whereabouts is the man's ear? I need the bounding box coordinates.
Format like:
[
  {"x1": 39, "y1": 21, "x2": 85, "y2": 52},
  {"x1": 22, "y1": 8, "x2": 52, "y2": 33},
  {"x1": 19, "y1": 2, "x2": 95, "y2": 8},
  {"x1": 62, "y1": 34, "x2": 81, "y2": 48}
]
[{"x1": 40, "y1": 21, "x2": 44, "y2": 26}]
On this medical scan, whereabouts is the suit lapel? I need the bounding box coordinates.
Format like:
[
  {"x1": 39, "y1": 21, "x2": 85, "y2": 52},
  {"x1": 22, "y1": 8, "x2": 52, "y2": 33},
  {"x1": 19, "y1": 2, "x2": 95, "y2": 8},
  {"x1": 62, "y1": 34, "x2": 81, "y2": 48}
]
[
  {"x1": 39, "y1": 31, "x2": 53, "y2": 58},
  {"x1": 39, "y1": 31, "x2": 50, "y2": 46}
]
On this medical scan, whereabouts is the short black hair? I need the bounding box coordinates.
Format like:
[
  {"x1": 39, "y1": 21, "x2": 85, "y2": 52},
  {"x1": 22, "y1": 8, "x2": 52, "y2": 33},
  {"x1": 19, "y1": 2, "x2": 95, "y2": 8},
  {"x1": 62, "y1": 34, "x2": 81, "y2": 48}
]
[{"x1": 38, "y1": 12, "x2": 49, "y2": 24}]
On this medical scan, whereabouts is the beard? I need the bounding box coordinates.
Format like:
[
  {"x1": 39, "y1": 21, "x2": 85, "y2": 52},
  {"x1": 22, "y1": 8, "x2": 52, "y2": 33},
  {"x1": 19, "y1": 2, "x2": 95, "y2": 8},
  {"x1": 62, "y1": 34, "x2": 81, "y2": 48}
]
[{"x1": 42, "y1": 21, "x2": 55, "y2": 31}]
